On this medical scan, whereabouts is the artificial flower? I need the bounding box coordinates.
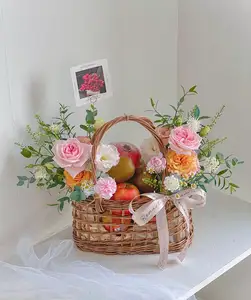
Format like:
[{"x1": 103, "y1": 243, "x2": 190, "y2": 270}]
[
  {"x1": 52, "y1": 138, "x2": 92, "y2": 178},
  {"x1": 94, "y1": 118, "x2": 105, "y2": 131},
  {"x1": 203, "y1": 157, "x2": 220, "y2": 173},
  {"x1": 156, "y1": 126, "x2": 170, "y2": 145},
  {"x1": 146, "y1": 153, "x2": 166, "y2": 174},
  {"x1": 94, "y1": 176, "x2": 117, "y2": 200},
  {"x1": 34, "y1": 166, "x2": 47, "y2": 180},
  {"x1": 167, "y1": 149, "x2": 200, "y2": 178},
  {"x1": 169, "y1": 126, "x2": 202, "y2": 155},
  {"x1": 164, "y1": 175, "x2": 180, "y2": 193},
  {"x1": 187, "y1": 117, "x2": 201, "y2": 132},
  {"x1": 64, "y1": 170, "x2": 92, "y2": 190},
  {"x1": 140, "y1": 137, "x2": 160, "y2": 163},
  {"x1": 95, "y1": 144, "x2": 120, "y2": 172}
]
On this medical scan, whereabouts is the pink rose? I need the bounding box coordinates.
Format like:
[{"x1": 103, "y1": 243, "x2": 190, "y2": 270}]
[
  {"x1": 156, "y1": 126, "x2": 170, "y2": 145},
  {"x1": 94, "y1": 176, "x2": 117, "y2": 200},
  {"x1": 52, "y1": 138, "x2": 92, "y2": 178},
  {"x1": 169, "y1": 126, "x2": 202, "y2": 155},
  {"x1": 146, "y1": 154, "x2": 166, "y2": 174}
]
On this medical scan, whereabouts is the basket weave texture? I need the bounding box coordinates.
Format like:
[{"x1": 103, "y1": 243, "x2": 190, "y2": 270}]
[{"x1": 72, "y1": 115, "x2": 193, "y2": 255}]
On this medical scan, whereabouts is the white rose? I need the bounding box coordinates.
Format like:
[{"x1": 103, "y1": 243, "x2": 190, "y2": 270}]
[{"x1": 95, "y1": 144, "x2": 120, "y2": 172}]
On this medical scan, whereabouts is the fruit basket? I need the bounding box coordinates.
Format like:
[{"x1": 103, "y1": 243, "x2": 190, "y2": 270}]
[
  {"x1": 72, "y1": 115, "x2": 193, "y2": 256},
  {"x1": 16, "y1": 86, "x2": 243, "y2": 268}
]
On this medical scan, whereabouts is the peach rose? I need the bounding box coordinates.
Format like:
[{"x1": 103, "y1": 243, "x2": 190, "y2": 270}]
[
  {"x1": 52, "y1": 138, "x2": 92, "y2": 178},
  {"x1": 167, "y1": 149, "x2": 200, "y2": 178},
  {"x1": 64, "y1": 170, "x2": 92, "y2": 190},
  {"x1": 156, "y1": 126, "x2": 170, "y2": 145},
  {"x1": 169, "y1": 126, "x2": 201, "y2": 155}
]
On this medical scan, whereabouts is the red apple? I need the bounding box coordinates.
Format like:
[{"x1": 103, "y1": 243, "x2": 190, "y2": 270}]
[
  {"x1": 103, "y1": 183, "x2": 140, "y2": 232},
  {"x1": 112, "y1": 182, "x2": 140, "y2": 201},
  {"x1": 111, "y1": 142, "x2": 141, "y2": 168}
]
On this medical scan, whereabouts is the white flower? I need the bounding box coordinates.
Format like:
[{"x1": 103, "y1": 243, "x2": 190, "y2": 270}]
[
  {"x1": 187, "y1": 117, "x2": 201, "y2": 132},
  {"x1": 203, "y1": 157, "x2": 220, "y2": 173},
  {"x1": 140, "y1": 137, "x2": 160, "y2": 163},
  {"x1": 164, "y1": 175, "x2": 180, "y2": 193},
  {"x1": 50, "y1": 123, "x2": 60, "y2": 134},
  {"x1": 34, "y1": 166, "x2": 47, "y2": 180},
  {"x1": 95, "y1": 144, "x2": 120, "y2": 172}
]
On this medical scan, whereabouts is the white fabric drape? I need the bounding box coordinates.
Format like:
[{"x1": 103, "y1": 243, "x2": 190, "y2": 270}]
[{"x1": 0, "y1": 239, "x2": 197, "y2": 300}]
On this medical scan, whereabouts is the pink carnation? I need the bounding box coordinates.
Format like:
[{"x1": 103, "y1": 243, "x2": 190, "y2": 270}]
[
  {"x1": 146, "y1": 154, "x2": 166, "y2": 174},
  {"x1": 169, "y1": 126, "x2": 202, "y2": 155},
  {"x1": 52, "y1": 138, "x2": 92, "y2": 178},
  {"x1": 94, "y1": 177, "x2": 117, "y2": 200}
]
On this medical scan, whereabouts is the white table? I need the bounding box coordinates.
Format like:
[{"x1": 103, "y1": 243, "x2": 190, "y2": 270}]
[{"x1": 36, "y1": 188, "x2": 251, "y2": 300}]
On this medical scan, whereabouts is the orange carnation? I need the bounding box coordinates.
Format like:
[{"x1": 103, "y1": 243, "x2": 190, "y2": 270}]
[
  {"x1": 166, "y1": 149, "x2": 200, "y2": 178},
  {"x1": 64, "y1": 170, "x2": 92, "y2": 189}
]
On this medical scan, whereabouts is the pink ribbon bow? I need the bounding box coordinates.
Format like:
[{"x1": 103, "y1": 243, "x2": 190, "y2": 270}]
[{"x1": 129, "y1": 189, "x2": 206, "y2": 269}]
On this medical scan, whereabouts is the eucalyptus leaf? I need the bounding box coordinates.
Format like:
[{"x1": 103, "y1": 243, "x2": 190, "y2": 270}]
[
  {"x1": 18, "y1": 176, "x2": 28, "y2": 181},
  {"x1": 193, "y1": 105, "x2": 200, "y2": 119},
  {"x1": 29, "y1": 177, "x2": 36, "y2": 184},
  {"x1": 17, "y1": 181, "x2": 24, "y2": 186}
]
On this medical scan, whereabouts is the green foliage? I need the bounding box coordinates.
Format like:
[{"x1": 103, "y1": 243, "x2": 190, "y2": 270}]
[{"x1": 80, "y1": 104, "x2": 98, "y2": 137}]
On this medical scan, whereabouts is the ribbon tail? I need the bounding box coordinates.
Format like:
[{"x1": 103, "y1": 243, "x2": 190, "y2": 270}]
[
  {"x1": 156, "y1": 207, "x2": 169, "y2": 269},
  {"x1": 175, "y1": 201, "x2": 190, "y2": 262}
]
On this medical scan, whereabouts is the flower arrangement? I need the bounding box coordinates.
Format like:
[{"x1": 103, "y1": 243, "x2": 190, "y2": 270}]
[
  {"x1": 79, "y1": 73, "x2": 104, "y2": 93},
  {"x1": 16, "y1": 86, "x2": 243, "y2": 213}
]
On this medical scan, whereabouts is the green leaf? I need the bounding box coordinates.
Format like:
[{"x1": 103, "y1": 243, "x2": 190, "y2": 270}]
[
  {"x1": 17, "y1": 180, "x2": 24, "y2": 186},
  {"x1": 199, "y1": 116, "x2": 211, "y2": 120},
  {"x1": 21, "y1": 148, "x2": 32, "y2": 158},
  {"x1": 47, "y1": 204, "x2": 58, "y2": 207},
  {"x1": 217, "y1": 169, "x2": 228, "y2": 176},
  {"x1": 193, "y1": 105, "x2": 200, "y2": 119},
  {"x1": 29, "y1": 177, "x2": 36, "y2": 184},
  {"x1": 25, "y1": 164, "x2": 35, "y2": 169},
  {"x1": 47, "y1": 182, "x2": 58, "y2": 189},
  {"x1": 28, "y1": 146, "x2": 36, "y2": 151},
  {"x1": 86, "y1": 111, "x2": 95, "y2": 124},
  {"x1": 189, "y1": 85, "x2": 197, "y2": 93},
  {"x1": 70, "y1": 190, "x2": 81, "y2": 201},
  {"x1": 221, "y1": 178, "x2": 226, "y2": 190},
  {"x1": 154, "y1": 120, "x2": 163, "y2": 123},
  {"x1": 58, "y1": 196, "x2": 70, "y2": 202},
  {"x1": 80, "y1": 124, "x2": 89, "y2": 131},
  {"x1": 229, "y1": 183, "x2": 239, "y2": 188},
  {"x1": 198, "y1": 184, "x2": 207, "y2": 193},
  {"x1": 41, "y1": 156, "x2": 53, "y2": 165},
  {"x1": 17, "y1": 176, "x2": 28, "y2": 181},
  {"x1": 218, "y1": 177, "x2": 221, "y2": 187},
  {"x1": 216, "y1": 152, "x2": 224, "y2": 161},
  {"x1": 59, "y1": 201, "x2": 64, "y2": 211},
  {"x1": 45, "y1": 163, "x2": 55, "y2": 170},
  {"x1": 226, "y1": 160, "x2": 231, "y2": 169},
  {"x1": 150, "y1": 98, "x2": 155, "y2": 108},
  {"x1": 238, "y1": 161, "x2": 244, "y2": 164},
  {"x1": 60, "y1": 182, "x2": 66, "y2": 189},
  {"x1": 232, "y1": 158, "x2": 238, "y2": 166},
  {"x1": 169, "y1": 105, "x2": 177, "y2": 112}
]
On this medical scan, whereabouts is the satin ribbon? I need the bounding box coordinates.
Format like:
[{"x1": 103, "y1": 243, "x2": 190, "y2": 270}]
[{"x1": 129, "y1": 189, "x2": 206, "y2": 269}]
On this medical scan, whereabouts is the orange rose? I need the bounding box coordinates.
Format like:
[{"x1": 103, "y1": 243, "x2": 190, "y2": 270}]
[
  {"x1": 64, "y1": 170, "x2": 92, "y2": 189},
  {"x1": 166, "y1": 149, "x2": 200, "y2": 178}
]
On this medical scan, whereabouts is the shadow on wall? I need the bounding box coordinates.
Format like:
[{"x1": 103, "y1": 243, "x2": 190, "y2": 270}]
[{"x1": 0, "y1": 78, "x2": 71, "y2": 256}]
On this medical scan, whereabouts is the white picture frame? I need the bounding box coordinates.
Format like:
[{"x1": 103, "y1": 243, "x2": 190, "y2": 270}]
[{"x1": 70, "y1": 59, "x2": 112, "y2": 107}]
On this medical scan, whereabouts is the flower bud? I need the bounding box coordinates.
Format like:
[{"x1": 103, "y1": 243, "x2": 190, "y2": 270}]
[
  {"x1": 199, "y1": 126, "x2": 210, "y2": 137},
  {"x1": 94, "y1": 118, "x2": 105, "y2": 131},
  {"x1": 174, "y1": 116, "x2": 183, "y2": 126}
]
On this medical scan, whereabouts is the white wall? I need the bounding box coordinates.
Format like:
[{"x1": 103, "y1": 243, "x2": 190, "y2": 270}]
[
  {"x1": 0, "y1": 0, "x2": 178, "y2": 255},
  {"x1": 178, "y1": 0, "x2": 251, "y2": 202},
  {"x1": 178, "y1": 1, "x2": 251, "y2": 299}
]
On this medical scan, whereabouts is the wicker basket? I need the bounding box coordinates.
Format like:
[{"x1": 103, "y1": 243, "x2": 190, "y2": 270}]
[{"x1": 72, "y1": 115, "x2": 193, "y2": 255}]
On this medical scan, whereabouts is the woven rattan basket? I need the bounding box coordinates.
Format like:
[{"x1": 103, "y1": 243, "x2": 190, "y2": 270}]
[{"x1": 72, "y1": 115, "x2": 193, "y2": 255}]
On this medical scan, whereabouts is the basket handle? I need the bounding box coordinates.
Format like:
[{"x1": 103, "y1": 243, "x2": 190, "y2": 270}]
[{"x1": 90, "y1": 115, "x2": 167, "y2": 184}]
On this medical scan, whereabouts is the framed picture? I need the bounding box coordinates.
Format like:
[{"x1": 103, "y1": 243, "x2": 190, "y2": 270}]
[{"x1": 70, "y1": 59, "x2": 112, "y2": 107}]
